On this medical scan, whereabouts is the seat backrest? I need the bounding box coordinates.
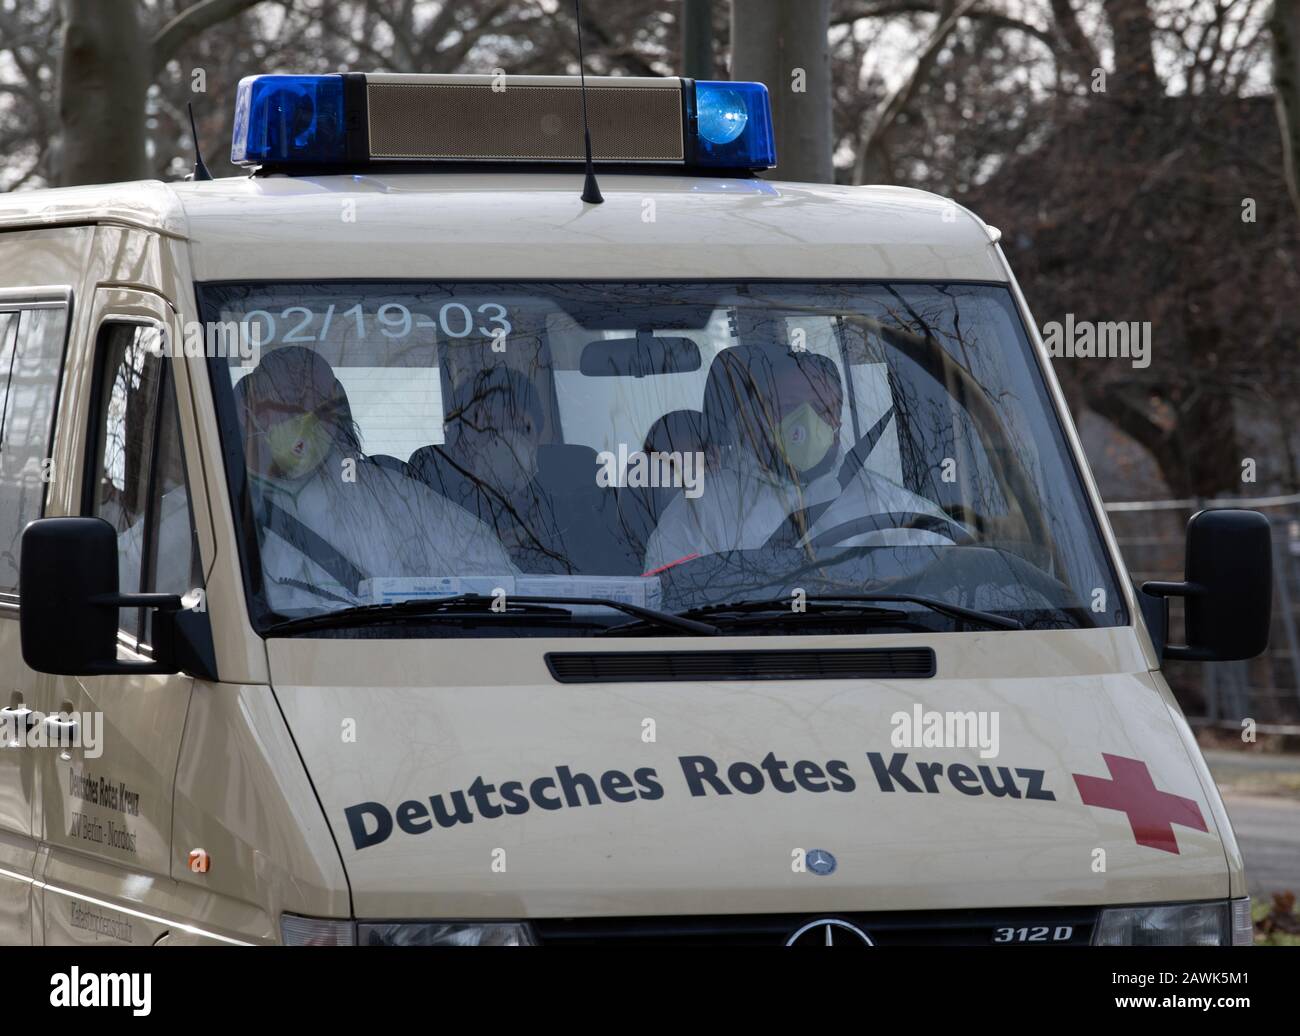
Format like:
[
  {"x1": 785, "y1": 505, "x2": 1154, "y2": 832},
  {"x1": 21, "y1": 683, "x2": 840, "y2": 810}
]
[
  {"x1": 534, "y1": 443, "x2": 601, "y2": 495},
  {"x1": 529, "y1": 443, "x2": 645, "y2": 574}
]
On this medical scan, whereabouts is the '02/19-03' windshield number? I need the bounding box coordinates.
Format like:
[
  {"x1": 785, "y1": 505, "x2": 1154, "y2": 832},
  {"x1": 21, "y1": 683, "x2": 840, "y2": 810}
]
[
  {"x1": 239, "y1": 302, "x2": 514, "y2": 346},
  {"x1": 993, "y1": 926, "x2": 1074, "y2": 943}
]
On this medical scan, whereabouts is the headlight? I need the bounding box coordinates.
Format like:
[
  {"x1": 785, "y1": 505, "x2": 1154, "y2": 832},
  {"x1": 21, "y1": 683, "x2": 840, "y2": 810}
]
[
  {"x1": 357, "y1": 922, "x2": 536, "y2": 946},
  {"x1": 1093, "y1": 899, "x2": 1252, "y2": 946},
  {"x1": 280, "y1": 914, "x2": 356, "y2": 946}
]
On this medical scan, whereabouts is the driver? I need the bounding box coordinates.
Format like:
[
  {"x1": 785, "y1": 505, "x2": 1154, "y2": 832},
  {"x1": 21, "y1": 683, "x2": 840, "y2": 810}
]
[
  {"x1": 643, "y1": 343, "x2": 955, "y2": 572},
  {"x1": 235, "y1": 346, "x2": 516, "y2": 612}
]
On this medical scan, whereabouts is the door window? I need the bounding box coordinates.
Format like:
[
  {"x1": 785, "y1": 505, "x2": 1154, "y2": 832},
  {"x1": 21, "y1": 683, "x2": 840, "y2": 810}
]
[
  {"x1": 87, "y1": 324, "x2": 201, "y2": 648},
  {"x1": 0, "y1": 305, "x2": 70, "y2": 594}
]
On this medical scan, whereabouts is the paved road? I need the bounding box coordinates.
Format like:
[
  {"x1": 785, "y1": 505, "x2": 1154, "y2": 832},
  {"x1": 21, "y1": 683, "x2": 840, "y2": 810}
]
[{"x1": 1220, "y1": 793, "x2": 1300, "y2": 900}]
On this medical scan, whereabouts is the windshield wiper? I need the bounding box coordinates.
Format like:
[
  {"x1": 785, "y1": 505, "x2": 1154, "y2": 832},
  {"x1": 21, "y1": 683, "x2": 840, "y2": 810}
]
[
  {"x1": 263, "y1": 593, "x2": 719, "y2": 637},
  {"x1": 601, "y1": 599, "x2": 913, "y2": 636},
  {"x1": 604, "y1": 592, "x2": 1022, "y2": 636},
  {"x1": 687, "y1": 599, "x2": 910, "y2": 625},
  {"x1": 724, "y1": 594, "x2": 1019, "y2": 630}
]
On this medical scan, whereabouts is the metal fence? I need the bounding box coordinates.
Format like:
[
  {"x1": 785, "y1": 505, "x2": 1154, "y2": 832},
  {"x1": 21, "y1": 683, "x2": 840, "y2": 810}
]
[{"x1": 1105, "y1": 493, "x2": 1300, "y2": 731}]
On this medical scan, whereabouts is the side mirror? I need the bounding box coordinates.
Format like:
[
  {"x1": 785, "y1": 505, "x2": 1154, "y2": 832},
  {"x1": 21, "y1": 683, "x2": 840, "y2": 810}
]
[
  {"x1": 1142, "y1": 508, "x2": 1272, "y2": 662},
  {"x1": 18, "y1": 517, "x2": 215, "y2": 678}
]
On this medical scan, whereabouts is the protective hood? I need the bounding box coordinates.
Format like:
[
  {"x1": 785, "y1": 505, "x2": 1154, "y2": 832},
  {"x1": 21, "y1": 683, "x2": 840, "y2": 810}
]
[{"x1": 267, "y1": 627, "x2": 1231, "y2": 920}]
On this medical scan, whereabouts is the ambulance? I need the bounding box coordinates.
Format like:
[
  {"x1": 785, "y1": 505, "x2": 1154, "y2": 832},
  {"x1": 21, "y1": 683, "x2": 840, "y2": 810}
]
[{"x1": 0, "y1": 73, "x2": 1271, "y2": 946}]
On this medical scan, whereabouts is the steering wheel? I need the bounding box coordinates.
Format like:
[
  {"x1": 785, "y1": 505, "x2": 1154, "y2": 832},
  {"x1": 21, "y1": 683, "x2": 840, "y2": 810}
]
[{"x1": 807, "y1": 510, "x2": 975, "y2": 549}]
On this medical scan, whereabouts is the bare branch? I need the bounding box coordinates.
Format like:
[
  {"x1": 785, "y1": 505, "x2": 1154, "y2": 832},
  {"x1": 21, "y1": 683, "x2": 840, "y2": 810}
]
[
  {"x1": 854, "y1": 0, "x2": 980, "y2": 184},
  {"x1": 834, "y1": 1, "x2": 1057, "y2": 50},
  {"x1": 152, "y1": 0, "x2": 284, "y2": 71}
]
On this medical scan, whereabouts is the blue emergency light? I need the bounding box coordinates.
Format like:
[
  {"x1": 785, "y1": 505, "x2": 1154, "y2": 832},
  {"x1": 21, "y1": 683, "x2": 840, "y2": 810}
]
[
  {"x1": 230, "y1": 73, "x2": 776, "y2": 172},
  {"x1": 231, "y1": 74, "x2": 346, "y2": 166},
  {"x1": 687, "y1": 81, "x2": 775, "y2": 168}
]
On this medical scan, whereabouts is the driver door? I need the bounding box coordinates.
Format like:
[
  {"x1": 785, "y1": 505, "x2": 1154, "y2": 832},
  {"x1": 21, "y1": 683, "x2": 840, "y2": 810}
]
[{"x1": 37, "y1": 288, "x2": 204, "y2": 945}]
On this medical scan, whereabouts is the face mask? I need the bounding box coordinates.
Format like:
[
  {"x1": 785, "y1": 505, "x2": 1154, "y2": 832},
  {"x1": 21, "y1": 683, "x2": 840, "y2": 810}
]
[
  {"x1": 777, "y1": 401, "x2": 836, "y2": 473},
  {"x1": 266, "y1": 411, "x2": 332, "y2": 480}
]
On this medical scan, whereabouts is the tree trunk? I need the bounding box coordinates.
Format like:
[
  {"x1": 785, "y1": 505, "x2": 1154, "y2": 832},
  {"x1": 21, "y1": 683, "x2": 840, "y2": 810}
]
[
  {"x1": 730, "y1": 0, "x2": 832, "y2": 183},
  {"x1": 1102, "y1": 0, "x2": 1161, "y2": 98},
  {"x1": 57, "y1": 0, "x2": 272, "y2": 186},
  {"x1": 1049, "y1": 0, "x2": 1102, "y2": 83},
  {"x1": 681, "y1": 0, "x2": 714, "y2": 79},
  {"x1": 1274, "y1": 0, "x2": 1300, "y2": 221},
  {"x1": 58, "y1": 0, "x2": 150, "y2": 186}
]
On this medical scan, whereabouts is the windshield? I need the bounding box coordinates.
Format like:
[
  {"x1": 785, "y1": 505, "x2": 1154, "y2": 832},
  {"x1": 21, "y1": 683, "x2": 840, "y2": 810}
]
[{"x1": 199, "y1": 281, "x2": 1125, "y2": 637}]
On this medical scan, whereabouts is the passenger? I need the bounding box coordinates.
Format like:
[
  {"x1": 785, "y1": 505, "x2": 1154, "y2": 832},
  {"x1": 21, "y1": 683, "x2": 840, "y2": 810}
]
[
  {"x1": 410, "y1": 367, "x2": 568, "y2": 572},
  {"x1": 236, "y1": 346, "x2": 515, "y2": 612},
  {"x1": 643, "y1": 344, "x2": 955, "y2": 572}
]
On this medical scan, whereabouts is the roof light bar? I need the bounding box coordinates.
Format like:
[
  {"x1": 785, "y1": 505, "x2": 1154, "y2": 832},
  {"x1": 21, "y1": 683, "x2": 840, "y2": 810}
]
[{"x1": 229, "y1": 73, "x2": 776, "y2": 173}]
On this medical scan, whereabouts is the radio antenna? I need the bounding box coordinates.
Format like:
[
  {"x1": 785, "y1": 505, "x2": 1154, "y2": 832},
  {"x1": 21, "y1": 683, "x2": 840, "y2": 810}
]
[
  {"x1": 574, "y1": 0, "x2": 603, "y2": 204},
  {"x1": 186, "y1": 102, "x2": 213, "y2": 181}
]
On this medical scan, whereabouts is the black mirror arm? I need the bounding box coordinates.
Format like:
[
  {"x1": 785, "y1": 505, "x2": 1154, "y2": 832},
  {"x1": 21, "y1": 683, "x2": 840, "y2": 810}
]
[
  {"x1": 79, "y1": 592, "x2": 186, "y2": 675},
  {"x1": 1140, "y1": 579, "x2": 1206, "y2": 599},
  {"x1": 1139, "y1": 579, "x2": 1216, "y2": 661},
  {"x1": 89, "y1": 592, "x2": 185, "y2": 611},
  {"x1": 83, "y1": 592, "x2": 218, "y2": 680}
]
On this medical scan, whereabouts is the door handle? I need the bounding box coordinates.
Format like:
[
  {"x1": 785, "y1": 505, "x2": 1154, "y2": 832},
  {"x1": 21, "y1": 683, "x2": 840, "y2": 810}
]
[
  {"x1": 43, "y1": 713, "x2": 78, "y2": 743},
  {"x1": 1, "y1": 702, "x2": 35, "y2": 747}
]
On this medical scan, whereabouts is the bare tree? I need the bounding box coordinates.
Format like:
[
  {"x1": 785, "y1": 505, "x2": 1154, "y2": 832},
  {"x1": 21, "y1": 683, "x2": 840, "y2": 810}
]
[
  {"x1": 58, "y1": 0, "x2": 277, "y2": 186},
  {"x1": 2, "y1": 0, "x2": 687, "y2": 188},
  {"x1": 827, "y1": 0, "x2": 1296, "y2": 502}
]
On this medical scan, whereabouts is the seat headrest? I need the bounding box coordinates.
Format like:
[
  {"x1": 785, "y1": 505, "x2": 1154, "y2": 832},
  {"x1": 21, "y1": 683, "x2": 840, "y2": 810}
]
[
  {"x1": 643, "y1": 409, "x2": 706, "y2": 456},
  {"x1": 445, "y1": 366, "x2": 543, "y2": 439},
  {"x1": 535, "y1": 443, "x2": 600, "y2": 493}
]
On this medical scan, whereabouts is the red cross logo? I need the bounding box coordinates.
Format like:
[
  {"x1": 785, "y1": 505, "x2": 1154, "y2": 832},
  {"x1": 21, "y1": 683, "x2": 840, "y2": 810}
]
[{"x1": 1072, "y1": 753, "x2": 1207, "y2": 854}]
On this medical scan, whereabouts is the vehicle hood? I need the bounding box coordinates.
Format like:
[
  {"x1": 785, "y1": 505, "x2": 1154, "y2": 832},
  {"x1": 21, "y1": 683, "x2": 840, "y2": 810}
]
[{"x1": 267, "y1": 628, "x2": 1232, "y2": 919}]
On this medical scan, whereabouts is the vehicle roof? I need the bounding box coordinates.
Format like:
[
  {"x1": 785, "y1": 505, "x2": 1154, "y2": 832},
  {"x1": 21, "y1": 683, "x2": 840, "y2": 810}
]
[{"x1": 0, "y1": 173, "x2": 1006, "y2": 283}]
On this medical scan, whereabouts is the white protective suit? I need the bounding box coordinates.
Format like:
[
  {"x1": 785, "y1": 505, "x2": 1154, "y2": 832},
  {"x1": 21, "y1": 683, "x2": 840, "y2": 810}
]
[
  {"x1": 643, "y1": 443, "x2": 956, "y2": 573},
  {"x1": 249, "y1": 452, "x2": 518, "y2": 613}
]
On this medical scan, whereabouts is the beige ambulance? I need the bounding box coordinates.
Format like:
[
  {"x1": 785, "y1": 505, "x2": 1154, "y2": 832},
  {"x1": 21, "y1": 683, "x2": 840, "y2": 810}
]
[{"x1": 0, "y1": 73, "x2": 1271, "y2": 945}]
